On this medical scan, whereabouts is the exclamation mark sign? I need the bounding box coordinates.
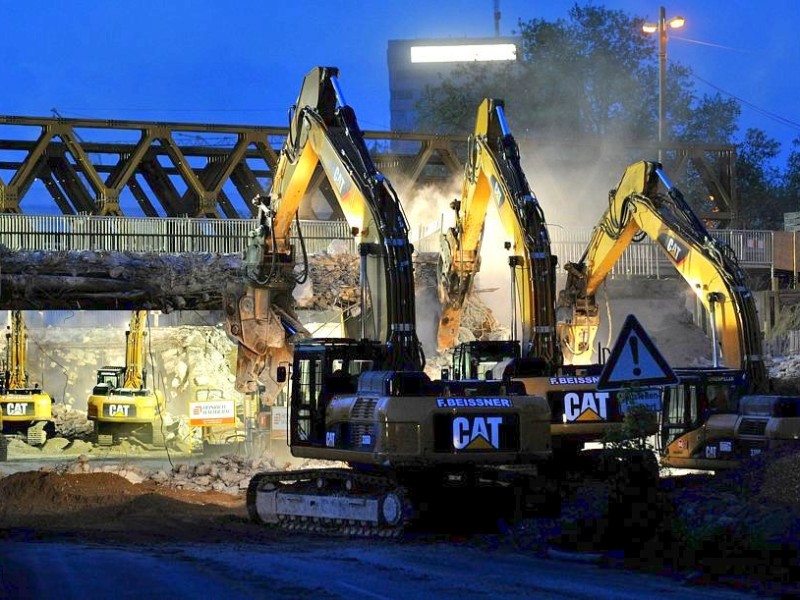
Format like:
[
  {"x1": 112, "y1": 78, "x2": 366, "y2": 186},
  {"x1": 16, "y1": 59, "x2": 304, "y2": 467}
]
[{"x1": 629, "y1": 336, "x2": 641, "y2": 376}]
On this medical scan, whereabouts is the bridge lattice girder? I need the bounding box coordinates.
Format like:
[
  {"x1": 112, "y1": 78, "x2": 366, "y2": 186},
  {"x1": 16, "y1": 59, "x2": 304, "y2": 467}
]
[{"x1": 0, "y1": 115, "x2": 737, "y2": 226}]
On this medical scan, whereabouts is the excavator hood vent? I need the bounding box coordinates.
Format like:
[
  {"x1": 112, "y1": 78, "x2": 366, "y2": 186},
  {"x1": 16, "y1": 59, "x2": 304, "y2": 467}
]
[{"x1": 351, "y1": 398, "x2": 378, "y2": 420}]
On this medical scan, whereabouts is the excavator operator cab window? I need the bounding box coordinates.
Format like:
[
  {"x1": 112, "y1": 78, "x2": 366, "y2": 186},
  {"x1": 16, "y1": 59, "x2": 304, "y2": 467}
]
[
  {"x1": 706, "y1": 384, "x2": 735, "y2": 413},
  {"x1": 326, "y1": 358, "x2": 358, "y2": 396},
  {"x1": 291, "y1": 356, "x2": 323, "y2": 445},
  {"x1": 660, "y1": 384, "x2": 699, "y2": 449}
]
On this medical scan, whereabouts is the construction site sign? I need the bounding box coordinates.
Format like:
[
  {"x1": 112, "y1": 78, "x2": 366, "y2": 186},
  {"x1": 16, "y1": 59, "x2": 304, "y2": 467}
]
[
  {"x1": 597, "y1": 314, "x2": 678, "y2": 391},
  {"x1": 189, "y1": 400, "x2": 236, "y2": 427}
]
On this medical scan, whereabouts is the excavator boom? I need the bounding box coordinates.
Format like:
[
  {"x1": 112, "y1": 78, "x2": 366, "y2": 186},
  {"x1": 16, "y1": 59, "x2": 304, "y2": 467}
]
[
  {"x1": 5, "y1": 311, "x2": 27, "y2": 390},
  {"x1": 225, "y1": 66, "x2": 423, "y2": 394},
  {"x1": 437, "y1": 99, "x2": 559, "y2": 367},
  {"x1": 556, "y1": 161, "x2": 767, "y2": 393},
  {"x1": 123, "y1": 310, "x2": 148, "y2": 389}
]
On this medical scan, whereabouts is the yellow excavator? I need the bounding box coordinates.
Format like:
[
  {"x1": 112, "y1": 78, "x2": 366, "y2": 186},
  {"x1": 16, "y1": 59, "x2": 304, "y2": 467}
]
[
  {"x1": 0, "y1": 311, "x2": 55, "y2": 447},
  {"x1": 225, "y1": 68, "x2": 559, "y2": 535},
  {"x1": 86, "y1": 310, "x2": 165, "y2": 446},
  {"x1": 557, "y1": 160, "x2": 799, "y2": 470},
  {"x1": 439, "y1": 100, "x2": 659, "y2": 486}
]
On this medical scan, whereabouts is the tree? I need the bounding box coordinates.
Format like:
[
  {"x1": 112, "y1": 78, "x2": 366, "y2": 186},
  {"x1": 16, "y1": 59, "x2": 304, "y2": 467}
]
[
  {"x1": 782, "y1": 137, "x2": 800, "y2": 214},
  {"x1": 416, "y1": 3, "x2": 734, "y2": 147},
  {"x1": 414, "y1": 3, "x2": 746, "y2": 226},
  {"x1": 735, "y1": 128, "x2": 783, "y2": 229}
]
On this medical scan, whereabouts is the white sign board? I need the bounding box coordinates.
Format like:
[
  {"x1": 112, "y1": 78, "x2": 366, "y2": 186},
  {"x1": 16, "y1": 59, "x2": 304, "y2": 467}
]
[
  {"x1": 189, "y1": 400, "x2": 236, "y2": 427},
  {"x1": 271, "y1": 406, "x2": 288, "y2": 439},
  {"x1": 619, "y1": 388, "x2": 663, "y2": 414}
]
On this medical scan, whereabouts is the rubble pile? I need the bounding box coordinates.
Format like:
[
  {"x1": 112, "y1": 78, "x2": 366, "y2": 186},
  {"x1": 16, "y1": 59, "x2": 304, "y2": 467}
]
[
  {"x1": 45, "y1": 453, "x2": 341, "y2": 496},
  {"x1": 294, "y1": 247, "x2": 360, "y2": 310},
  {"x1": 52, "y1": 404, "x2": 94, "y2": 440}
]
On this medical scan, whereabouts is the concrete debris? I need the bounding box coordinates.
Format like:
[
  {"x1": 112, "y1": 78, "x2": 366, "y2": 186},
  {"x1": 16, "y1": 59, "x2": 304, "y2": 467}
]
[
  {"x1": 28, "y1": 325, "x2": 239, "y2": 420},
  {"x1": 52, "y1": 403, "x2": 94, "y2": 440},
  {"x1": 298, "y1": 252, "x2": 361, "y2": 311},
  {"x1": 45, "y1": 453, "x2": 347, "y2": 497},
  {"x1": 770, "y1": 354, "x2": 800, "y2": 378}
]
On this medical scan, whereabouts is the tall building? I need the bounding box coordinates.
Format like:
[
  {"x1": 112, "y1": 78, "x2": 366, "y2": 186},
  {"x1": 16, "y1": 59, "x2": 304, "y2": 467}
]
[{"x1": 387, "y1": 37, "x2": 520, "y2": 132}]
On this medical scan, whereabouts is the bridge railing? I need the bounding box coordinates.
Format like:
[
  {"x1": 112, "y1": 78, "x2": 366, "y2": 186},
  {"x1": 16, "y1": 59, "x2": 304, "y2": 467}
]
[
  {"x1": 0, "y1": 215, "x2": 355, "y2": 255},
  {"x1": 411, "y1": 224, "x2": 774, "y2": 275},
  {"x1": 0, "y1": 215, "x2": 775, "y2": 276}
]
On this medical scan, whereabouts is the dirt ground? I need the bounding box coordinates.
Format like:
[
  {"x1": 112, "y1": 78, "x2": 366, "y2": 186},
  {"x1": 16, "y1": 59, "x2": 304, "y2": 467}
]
[
  {"x1": 0, "y1": 453, "x2": 799, "y2": 597},
  {"x1": 0, "y1": 471, "x2": 270, "y2": 545}
]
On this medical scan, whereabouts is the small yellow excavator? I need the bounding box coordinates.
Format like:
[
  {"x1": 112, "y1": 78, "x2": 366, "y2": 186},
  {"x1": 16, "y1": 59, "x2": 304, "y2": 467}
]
[
  {"x1": 87, "y1": 310, "x2": 165, "y2": 446},
  {"x1": 0, "y1": 311, "x2": 54, "y2": 447}
]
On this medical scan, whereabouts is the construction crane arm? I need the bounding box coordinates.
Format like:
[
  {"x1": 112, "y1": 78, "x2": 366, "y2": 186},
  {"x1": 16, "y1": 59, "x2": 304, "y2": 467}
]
[
  {"x1": 556, "y1": 160, "x2": 767, "y2": 392},
  {"x1": 437, "y1": 99, "x2": 560, "y2": 366},
  {"x1": 225, "y1": 67, "x2": 424, "y2": 392}
]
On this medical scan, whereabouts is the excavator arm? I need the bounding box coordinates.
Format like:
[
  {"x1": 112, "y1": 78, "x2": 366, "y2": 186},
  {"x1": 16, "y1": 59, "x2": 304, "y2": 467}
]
[
  {"x1": 5, "y1": 311, "x2": 27, "y2": 390},
  {"x1": 226, "y1": 67, "x2": 423, "y2": 392},
  {"x1": 556, "y1": 161, "x2": 767, "y2": 392},
  {"x1": 123, "y1": 310, "x2": 148, "y2": 389},
  {"x1": 438, "y1": 99, "x2": 560, "y2": 366}
]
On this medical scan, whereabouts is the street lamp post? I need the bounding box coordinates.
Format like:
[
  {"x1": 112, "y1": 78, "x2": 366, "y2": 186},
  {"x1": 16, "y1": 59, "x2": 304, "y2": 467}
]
[{"x1": 643, "y1": 7, "x2": 685, "y2": 162}]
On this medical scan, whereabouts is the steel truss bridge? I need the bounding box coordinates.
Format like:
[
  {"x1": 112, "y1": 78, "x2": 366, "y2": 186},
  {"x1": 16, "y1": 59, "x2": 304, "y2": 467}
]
[{"x1": 0, "y1": 114, "x2": 739, "y2": 226}]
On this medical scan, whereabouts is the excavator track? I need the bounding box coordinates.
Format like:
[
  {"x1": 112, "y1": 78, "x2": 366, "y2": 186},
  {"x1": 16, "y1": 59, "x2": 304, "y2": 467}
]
[{"x1": 247, "y1": 468, "x2": 410, "y2": 538}]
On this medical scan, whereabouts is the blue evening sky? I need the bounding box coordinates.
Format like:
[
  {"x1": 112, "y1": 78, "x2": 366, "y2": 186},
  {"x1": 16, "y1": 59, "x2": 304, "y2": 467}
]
[{"x1": 2, "y1": 1, "x2": 798, "y2": 161}]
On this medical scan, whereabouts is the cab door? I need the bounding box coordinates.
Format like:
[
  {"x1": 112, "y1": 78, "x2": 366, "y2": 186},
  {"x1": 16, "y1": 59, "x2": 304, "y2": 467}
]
[{"x1": 290, "y1": 353, "x2": 324, "y2": 447}]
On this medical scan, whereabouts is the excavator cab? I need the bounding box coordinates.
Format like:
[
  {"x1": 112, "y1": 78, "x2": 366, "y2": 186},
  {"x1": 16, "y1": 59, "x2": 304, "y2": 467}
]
[
  {"x1": 451, "y1": 340, "x2": 521, "y2": 380},
  {"x1": 289, "y1": 338, "x2": 385, "y2": 448},
  {"x1": 659, "y1": 367, "x2": 746, "y2": 460},
  {"x1": 92, "y1": 367, "x2": 127, "y2": 394}
]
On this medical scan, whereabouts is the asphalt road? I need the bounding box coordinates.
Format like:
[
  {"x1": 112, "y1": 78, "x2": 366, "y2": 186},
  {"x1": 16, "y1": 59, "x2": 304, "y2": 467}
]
[{"x1": 0, "y1": 536, "x2": 766, "y2": 600}]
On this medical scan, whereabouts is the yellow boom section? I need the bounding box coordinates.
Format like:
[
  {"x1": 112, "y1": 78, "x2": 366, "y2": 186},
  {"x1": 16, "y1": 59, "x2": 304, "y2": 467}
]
[
  {"x1": 6, "y1": 311, "x2": 28, "y2": 390},
  {"x1": 123, "y1": 310, "x2": 148, "y2": 389},
  {"x1": 438, "y1": 99, "x2": 558, "y2": 366},
  {"x1": 557, "y1": 161, "x2": 766, "y2": 391}
]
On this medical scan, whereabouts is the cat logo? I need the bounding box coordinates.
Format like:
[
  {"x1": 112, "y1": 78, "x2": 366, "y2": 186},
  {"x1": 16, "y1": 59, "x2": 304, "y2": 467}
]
[
  {"x1": 563, "y1": 392, "x2": 609, "y2": 422},
  {"x1": 107, "y1": 404, "x2": 132, "y2": 417},
  {"x1": 453, "y1": 416, "x2": 503, "y2": 450},
  {"x1": 5, "y1": 402, "x2": 30, "y2": 416},
  {"x1": 490, "y1": 175, "x2": 505, "y2": 206}
]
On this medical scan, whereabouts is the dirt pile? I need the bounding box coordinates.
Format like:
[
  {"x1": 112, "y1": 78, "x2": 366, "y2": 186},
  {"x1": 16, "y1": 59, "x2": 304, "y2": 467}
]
[{"x1": 0, "y1": 469, "x2": 258, "y2": 543}]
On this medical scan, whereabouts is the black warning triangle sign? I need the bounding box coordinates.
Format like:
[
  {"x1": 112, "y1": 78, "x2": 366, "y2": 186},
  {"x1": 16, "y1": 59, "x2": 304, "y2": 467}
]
[{"x1": 597, "y1": 314, "x2": 678, "y2": 391}]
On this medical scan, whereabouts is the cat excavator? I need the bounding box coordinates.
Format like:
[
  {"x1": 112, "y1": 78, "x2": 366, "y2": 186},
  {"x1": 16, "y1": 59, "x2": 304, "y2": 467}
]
[
  {"x1": 0, "y1": 310, "x2": 54, "y2": 447},
  {"x1": 556, "y1": 160, "x2": 800, "y2": 470},
  {"x1": 86, "y1": 310, "x2": 165, "y2": 446},
  {"x1": 224, "y1": 68, "x2": 559, "y2": 536},
  {"x1": 439, "y1": 100, "x2": 659, "y2": 479}
]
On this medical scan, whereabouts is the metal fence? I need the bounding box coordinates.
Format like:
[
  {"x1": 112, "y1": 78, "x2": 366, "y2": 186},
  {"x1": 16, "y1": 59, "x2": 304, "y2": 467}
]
[
  {"x1": 0, "y1": 215, "x2": 355, "y2": 255},
  {"x1": 0, "y1": 215, "x2": 775, "y2": 276},
  {"x1": 411, "y1": 223, "x2": 774, "y2": 275}
]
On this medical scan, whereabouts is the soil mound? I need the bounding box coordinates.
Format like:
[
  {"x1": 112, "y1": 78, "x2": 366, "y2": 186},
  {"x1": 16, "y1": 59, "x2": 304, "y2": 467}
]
[{"x1": 0, "y1": 471, "x2": 258, "y2": 543}]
